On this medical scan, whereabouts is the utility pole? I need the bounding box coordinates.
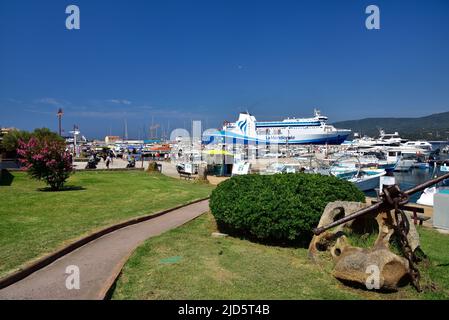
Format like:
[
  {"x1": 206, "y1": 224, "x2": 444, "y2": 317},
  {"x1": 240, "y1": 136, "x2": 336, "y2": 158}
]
[{"x1": 57, "y1": 108, "x2": 63, "y2": 136}]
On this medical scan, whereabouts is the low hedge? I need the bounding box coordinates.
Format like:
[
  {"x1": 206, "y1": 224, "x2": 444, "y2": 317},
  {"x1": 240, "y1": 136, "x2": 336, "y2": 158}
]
[{"x1": 209, "y1": 173, "x2": 365, "y2": 242}]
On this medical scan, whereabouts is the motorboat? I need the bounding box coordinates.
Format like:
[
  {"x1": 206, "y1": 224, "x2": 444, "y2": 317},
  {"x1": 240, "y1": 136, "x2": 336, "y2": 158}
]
[
  {"x1": 401, "y1": 141, "x2": 433, "y2": 152},
  {"x1": 417, "y1": 187, "x2": 437, "y2": 206},
  {"x1": 385, "y1": 149, "x2": 415, "y2": 171},
  {"x1": 377, "y1": 130, "x2": 407, "y2": 146},
  {"x1": 327, "y1": 157, "x2": 386, "y2": 191},
  {"x1": 351, "y1": 130, "x2": 407, "y2": 149},
  {"x1": 330, "y1": 151, "x2": 398, "y2": 173},
  {"x1": 417, "y1": 187, "x2": 449, "y2": 206},
  {"x1": 348, "y1": 168, "x2": 386, "y2": 191},
  {"x1": 329, "y1": 165, "x2": 359, "y2": 179}
]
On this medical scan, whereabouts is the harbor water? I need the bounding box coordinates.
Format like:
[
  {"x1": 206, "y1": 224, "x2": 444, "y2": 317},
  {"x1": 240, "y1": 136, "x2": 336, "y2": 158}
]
[{"x1": 365, "y1": 149, "x2": 449, "y2": 203}]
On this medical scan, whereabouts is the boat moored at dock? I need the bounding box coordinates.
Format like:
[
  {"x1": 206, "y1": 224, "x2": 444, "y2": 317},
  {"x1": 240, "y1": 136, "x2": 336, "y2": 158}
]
[
  {"x1": 348, "y1": 168, "x2": 386, "y2": 192},
  {"x1": 207, "y1": 109, "x2": 351, "y2": 145}
]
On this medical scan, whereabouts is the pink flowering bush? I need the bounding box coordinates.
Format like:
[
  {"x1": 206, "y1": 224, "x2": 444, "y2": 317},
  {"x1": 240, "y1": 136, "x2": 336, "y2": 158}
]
[{"x1": 17, "y1": 137, "x2": 73, "y2": 191}]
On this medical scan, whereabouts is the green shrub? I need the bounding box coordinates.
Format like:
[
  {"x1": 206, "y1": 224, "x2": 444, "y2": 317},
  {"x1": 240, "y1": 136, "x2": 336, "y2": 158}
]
[
  {"x1": 146, "y1": 161, "x2": 159, "y2": 172},
  {"x1": 209, "y1": 173, "x2": 365, "y2": 242}
]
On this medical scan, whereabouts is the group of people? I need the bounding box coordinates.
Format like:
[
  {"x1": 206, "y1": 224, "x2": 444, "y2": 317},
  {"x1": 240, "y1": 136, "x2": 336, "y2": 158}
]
[
  {"x1": 85, "y1": 150, "x2": 137, "y2": 169},
  {"x1": 86, "y1": 150, "x2": 115, "y2": 169}
]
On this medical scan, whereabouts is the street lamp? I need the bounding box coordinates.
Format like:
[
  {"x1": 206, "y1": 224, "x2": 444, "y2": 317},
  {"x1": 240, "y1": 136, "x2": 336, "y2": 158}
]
[
  {"x1": 57, "y1": 108, "x2": 64, "y2": 136},
  {"x1": 69, "y1": 125, "x2": 80, "y2": 158}
]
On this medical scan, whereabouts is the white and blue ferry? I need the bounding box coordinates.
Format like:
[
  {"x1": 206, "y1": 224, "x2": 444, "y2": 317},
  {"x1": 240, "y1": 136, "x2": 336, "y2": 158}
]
[{"x1": 207, "y1": 109, "x2": 351, "y2": 145}]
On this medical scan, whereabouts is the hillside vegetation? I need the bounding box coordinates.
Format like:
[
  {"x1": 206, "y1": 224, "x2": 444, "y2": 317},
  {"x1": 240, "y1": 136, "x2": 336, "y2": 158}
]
[{"x1": 333, "y1": 111, "x2": 449, "y2": 140}]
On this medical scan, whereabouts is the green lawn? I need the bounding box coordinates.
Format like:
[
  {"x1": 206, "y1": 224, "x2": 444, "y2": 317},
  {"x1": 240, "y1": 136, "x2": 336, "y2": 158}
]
[
  {"x1": 0, "y1": 170, "x2": 214, "y2": 278},
  {"x1": 112, "y1": 213, "x2": 449, "y2": 300}
]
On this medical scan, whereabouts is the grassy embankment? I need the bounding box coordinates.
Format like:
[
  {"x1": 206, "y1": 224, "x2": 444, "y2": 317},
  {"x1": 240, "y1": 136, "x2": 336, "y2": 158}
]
[
  {"x1": 112, "y1": 213, "x2": 449, "y2": 300},
  {"x1": 0, "y1": 170, "x2": 214, "y2": 278}
]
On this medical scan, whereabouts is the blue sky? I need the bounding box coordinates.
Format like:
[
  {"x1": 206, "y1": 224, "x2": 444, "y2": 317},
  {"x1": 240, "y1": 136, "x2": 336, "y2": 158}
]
[{"x1": 1, "y1": 0, "x2": 448, "y2": 139}]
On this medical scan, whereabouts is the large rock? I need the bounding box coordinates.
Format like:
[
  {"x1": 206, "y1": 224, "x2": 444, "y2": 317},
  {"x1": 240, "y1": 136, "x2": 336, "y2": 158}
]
[
  {"x1": 308, "y1": 201, "x2": 368, "y2": 260},
  {"x1": 308, "y1": 201, "x2": 420, "y2": 291},
  {"x1": 331, "y1": 237, "x2": 410, "y2": 291}
]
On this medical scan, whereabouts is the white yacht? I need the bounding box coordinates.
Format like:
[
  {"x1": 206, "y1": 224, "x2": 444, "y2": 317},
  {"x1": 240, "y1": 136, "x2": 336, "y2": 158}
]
[
  {"x1": 400, "y1": 141, "x2": 433, "y2": 156},
  {"x1": 352, "y1": 130, "x2": 407, "y2": 148},
  {"x1": 378, "y1": 130, "x2": 407, "y2": 145}
]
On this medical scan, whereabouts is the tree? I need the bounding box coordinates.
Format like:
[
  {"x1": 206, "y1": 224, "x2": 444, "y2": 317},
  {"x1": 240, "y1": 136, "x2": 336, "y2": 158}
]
[
  {"x1": 1, "y1": 129, "x2": 31, "y2": 152},
  {"x1": 32, "y1": 128, "x2": 63, "y2": 143},
  {"x1": 1, "y1": 128, "x2": 62, "y2": 152},
  {"x1": 17, "y1": 137, "x2": 73, "y2": 191}
]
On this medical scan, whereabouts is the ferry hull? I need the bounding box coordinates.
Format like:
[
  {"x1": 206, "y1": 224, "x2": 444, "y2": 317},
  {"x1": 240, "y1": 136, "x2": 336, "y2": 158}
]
[{"x1": 205, "y1": 130, "x2": 350, "y2": 145}]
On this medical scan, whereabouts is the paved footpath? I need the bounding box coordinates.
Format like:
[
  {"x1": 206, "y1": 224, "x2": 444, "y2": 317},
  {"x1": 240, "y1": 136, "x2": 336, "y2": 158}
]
[{"x1": 0, "y1": 200, "x2": 209, "y2": 300}]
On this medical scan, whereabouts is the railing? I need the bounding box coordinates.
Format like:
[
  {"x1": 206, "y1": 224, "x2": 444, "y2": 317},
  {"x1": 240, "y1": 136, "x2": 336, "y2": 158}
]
[{"x1": 313, "y1": 171, "x2": 449, "y2": 235}]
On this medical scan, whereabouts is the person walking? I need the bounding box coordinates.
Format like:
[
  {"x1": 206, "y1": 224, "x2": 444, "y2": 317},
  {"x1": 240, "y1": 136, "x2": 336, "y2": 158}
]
[
  {"x1": 106, "y1": 155, "x2": 111, "y2": 169},
  {"x1": 109, "y1": 150, "x2": 114, "y2": 164}
]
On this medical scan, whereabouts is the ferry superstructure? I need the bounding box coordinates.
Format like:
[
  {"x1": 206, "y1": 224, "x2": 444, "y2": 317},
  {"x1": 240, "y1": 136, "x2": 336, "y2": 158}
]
[{"x1": 209, "y1": 109, "x2": 351, "y2": 145}]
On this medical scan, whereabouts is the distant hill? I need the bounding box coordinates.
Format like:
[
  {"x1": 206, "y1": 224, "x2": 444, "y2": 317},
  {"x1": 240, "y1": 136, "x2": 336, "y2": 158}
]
[{"x1": 332, "y1": 111, "x2": 449, "y2": 140}]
